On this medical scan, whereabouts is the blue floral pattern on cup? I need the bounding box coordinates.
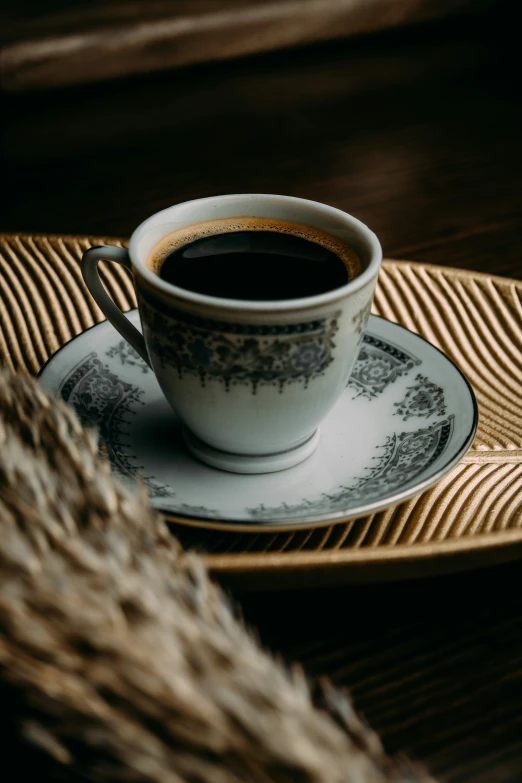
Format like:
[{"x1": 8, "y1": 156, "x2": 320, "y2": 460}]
[{"x1": 140, "y1": 297, "x2": 341, "y2": 393}]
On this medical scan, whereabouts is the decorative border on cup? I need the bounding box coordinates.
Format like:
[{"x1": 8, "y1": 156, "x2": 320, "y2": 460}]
[{"x1": 139, "y1": 296, "x2": 341, "y2": 393}]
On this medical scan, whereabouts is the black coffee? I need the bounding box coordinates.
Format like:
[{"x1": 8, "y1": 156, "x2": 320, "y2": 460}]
[{"x1": 148, "y1": 217, "x2": 361, "y2": 301}]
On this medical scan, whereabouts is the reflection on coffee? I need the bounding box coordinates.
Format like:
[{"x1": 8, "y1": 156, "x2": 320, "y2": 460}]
[{"x1": 146, "y1": 217, "x2": 362, "y2": 301}]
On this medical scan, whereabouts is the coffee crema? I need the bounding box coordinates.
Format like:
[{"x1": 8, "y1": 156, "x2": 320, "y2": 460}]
[{"x1": 146, "y1": 216, "x2": 362, "y2": 301}]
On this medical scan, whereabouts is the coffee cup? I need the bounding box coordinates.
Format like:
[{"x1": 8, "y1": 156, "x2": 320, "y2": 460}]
[{"x1": 82, "y1": 194, "x2": 382, "y2": 473}]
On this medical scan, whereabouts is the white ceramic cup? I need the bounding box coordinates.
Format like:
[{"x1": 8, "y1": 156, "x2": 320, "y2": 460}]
[{"x1": 82, "y1": 194, "x2": 382, "y2": 473}]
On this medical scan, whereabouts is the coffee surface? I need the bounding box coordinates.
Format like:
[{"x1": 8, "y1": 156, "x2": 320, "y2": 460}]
[{"x1": 147, "y1": 217, "x2": 362, "y2": 301}]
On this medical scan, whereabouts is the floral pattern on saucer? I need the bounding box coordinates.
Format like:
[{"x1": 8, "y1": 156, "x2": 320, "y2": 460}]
[
  {"x1": 40, "y1": 311, "x2": 477, "y2": 528},
  {"x1": 59, "y1": 350, "x2": 221, "y2": 516},
  {"x1": 247, "y1": 417, "x2": 453, "y2": 520},
  {"x1": 106, "y1": 341, "x2": 150, "y2": 373},
  {"x1": 394, "y1": 374, "x2": 446, "y2": 421},
  {"x1": 348, "y1": 334, "x2": 421, "y2": 399}
]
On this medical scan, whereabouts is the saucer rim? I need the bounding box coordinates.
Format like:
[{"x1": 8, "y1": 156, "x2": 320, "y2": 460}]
[{"x1": 38, "y1": 312, "x2": 479, "y2": 533}]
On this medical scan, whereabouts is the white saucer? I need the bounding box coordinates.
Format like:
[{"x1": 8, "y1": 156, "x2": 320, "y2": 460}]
[{"x1": 39, "y1": 311, "x2": 478, "y2": 531}]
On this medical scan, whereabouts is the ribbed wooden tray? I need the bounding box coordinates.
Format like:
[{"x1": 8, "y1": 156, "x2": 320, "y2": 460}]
[{"x1": 1, "y1": 233, "x2": 521, "y2": 589}]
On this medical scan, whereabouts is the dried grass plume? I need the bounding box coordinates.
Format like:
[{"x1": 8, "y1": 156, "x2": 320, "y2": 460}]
[{"x1": 0, "y1": 368, "x2": 435, "y2": 782}]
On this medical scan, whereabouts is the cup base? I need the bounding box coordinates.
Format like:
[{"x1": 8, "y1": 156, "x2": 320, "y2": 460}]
[{"x1": 182, "y1": 426, "x2": 320, "y2": 474}]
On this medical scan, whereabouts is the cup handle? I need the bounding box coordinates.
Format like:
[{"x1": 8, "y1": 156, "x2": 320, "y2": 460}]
[{"x1": 81, "y1": 245, "x2": 150, "y2": 367}]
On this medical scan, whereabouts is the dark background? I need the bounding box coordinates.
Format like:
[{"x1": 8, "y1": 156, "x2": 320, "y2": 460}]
[
  {"x1": 2, "y1": 2, "x2": 522, "y2": 779},
  {"x1": 2, "y1": 3, "x2": 521, "y2": 279}
]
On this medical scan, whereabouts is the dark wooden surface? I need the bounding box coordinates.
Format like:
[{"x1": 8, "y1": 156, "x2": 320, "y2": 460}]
[
  {"x1": 3, "y1": 9, "x2": 521, "y2": 277},
  {"x1": 1, "y1": 0, "x2": 495, "y2": 92},
  {"x1": 3, "y1": 10, "x2": 522, "y2": 780}
]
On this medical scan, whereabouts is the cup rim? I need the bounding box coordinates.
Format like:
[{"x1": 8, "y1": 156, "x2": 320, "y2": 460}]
[{"x1": 129, "y1": 194, "x2": 382, "y2": 312}]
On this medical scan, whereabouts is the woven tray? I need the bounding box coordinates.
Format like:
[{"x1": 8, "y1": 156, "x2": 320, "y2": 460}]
[{"x1": 1, "y1": 233, "x2": 521, "y2": 589}]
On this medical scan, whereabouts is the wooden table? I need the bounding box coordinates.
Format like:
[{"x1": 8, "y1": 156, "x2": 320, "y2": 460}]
[{"x1": 3, "y1": 10, "x2": 522, "y2": 780}]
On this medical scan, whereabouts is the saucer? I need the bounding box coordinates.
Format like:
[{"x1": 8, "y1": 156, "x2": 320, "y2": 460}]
[{"x1": 39, "y1": 310, "x2": 478, "y2": 531}]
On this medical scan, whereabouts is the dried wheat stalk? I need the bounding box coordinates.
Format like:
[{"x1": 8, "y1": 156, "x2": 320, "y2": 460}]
[{"x1": 0, "y1": 368, "x2": 434, "y2": 782}]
